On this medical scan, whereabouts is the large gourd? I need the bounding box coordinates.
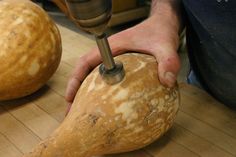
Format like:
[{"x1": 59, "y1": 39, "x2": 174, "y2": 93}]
[
  {"x1": 0, "y1": 0, "x2": 62, "y2": 100},
  {"x1": 24, "y1": 53, "x2": 180, "y2": 157}
]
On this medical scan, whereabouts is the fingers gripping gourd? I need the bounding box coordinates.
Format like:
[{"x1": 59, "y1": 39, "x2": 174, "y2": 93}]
[
  {"x1": 0, "y1": 0, "x2": 62, "y2": 100},
  {"x1": 24, "y1": 53, "x2": 180, "y2": 157}
]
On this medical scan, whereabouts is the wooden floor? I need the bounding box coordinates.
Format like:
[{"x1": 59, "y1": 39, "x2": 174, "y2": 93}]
[{"x1": 0, "y1": 25, "x2": 235, "y2": 157}]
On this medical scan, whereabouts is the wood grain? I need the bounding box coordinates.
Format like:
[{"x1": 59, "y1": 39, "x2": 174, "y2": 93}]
[
  {"x1": 0, "y1": 133, "x2": 22, "y2": 157},
  {"x1": 0, "y1": 107, "x2": 40, "y2": 153},
  {"x1": 0, "y1": 24, "x2": 235, "y2": 157}
]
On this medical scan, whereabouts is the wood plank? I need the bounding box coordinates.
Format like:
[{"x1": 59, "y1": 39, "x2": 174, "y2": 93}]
[
  {"x1": 97, "y1": 149, "x2": 153, "y2": 157},
  {"x1": 28, "y1": 62, "x2": 71, "y2": 122},
  {"x1": 46, "y1": 61, "x2": 73, "y2": 97},
  {"x1": 145, "y1": 132, "x2": 200, "y2": 157},
  {"x1": 30, "y1": 86, "x2": 67, "y2": 122},
  {"x1": 57, "y1": 25, "x2": 96, "y2": 67},
  {"x1": 2, "y1": 99, "x2": 60, "y2": 140},
  {"x1": 55, "y1": 61, "x2": 74, "y2": 78},
  {"x1": 175, "y1": 110, "x2": 236, "y2": 155},
  {"x1": 61, "y1": 48, "x2": 89, "y2": 66},
  {"x1": 0, "y1": 133, "x2": 22, "y2": 157},
  {"x1": 47, "y1": 72, "x2": 68, "y2": 97},
  {"x1": 0, "y1": 106, "x2": 40, "y2": 153},
  {"x1": 170, "y1": 124, "x2": 234, "y2": 157},
  {"x1": 58, "y1": 24, "x2": 95, "y2": 47},
  {"x1": 179, "y1": 84, "x2": 236, "y2": 139}
]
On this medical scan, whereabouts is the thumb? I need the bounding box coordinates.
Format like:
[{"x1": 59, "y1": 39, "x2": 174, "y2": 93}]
[{"x1": 154, "y1": 51, "x2": 180, "y2": 88}]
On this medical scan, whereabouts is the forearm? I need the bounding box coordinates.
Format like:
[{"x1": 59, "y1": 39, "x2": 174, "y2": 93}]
[{"x1": 150, "y1": 0, "x2": 184, "y2": 35}]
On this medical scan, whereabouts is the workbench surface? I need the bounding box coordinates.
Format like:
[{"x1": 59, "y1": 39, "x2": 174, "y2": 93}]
[{"x1": 0, "y1": 25, "x2": 235, "y2": 157}]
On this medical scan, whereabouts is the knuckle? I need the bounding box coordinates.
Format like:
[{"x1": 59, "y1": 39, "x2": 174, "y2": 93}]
[{"x1": 77, "y1": 55, "x2": 87, "y2": 66}]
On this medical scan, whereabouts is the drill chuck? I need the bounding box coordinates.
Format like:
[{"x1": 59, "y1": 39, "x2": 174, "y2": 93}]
[{"x1": 65, "y1": 0, "x2": 112, "y2": 36}]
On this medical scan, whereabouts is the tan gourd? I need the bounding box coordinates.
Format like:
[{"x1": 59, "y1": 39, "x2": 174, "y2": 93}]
[
  {"x1": 24, "y1": 53, "x2": 180, "y2": 157},
  {"x1": 0, "y1": 0, "x2": 62, "y2": 100}
]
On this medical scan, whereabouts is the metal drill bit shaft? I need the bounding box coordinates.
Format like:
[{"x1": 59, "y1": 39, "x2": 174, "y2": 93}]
[
  {"x1": 95, "y1": 34, "x2": 115, "y2": 70},
  {"x1": 96, "y1": 34, "x2": 125, "y2": 85}
]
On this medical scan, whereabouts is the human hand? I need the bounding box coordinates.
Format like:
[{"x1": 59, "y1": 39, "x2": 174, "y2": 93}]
[{"x1": 65, "y1": 15, "x2": 181, "y2": 114}]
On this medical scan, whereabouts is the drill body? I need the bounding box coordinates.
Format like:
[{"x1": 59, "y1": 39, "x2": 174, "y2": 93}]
[{"x1": 65, "y1": 0, "x2": 125, "y2": 84}]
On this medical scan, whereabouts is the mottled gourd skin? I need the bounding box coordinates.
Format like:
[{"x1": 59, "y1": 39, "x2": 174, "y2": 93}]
[
  {"x1": 24, "y1": 53, "x2": 180, "y2": 157},
  {"x1": 0, "y1": 0, "x2": 62, "y2": 100}
]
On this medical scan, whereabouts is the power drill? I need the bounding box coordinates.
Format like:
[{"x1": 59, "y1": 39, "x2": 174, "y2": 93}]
[{"x1": 65, "y1": 0, "x2": 125, "y2": 85}]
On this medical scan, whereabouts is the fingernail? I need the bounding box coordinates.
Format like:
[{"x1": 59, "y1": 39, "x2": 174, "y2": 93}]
[{"x1": 164, "y1": 72, "x2": 176, "y2": 87}]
